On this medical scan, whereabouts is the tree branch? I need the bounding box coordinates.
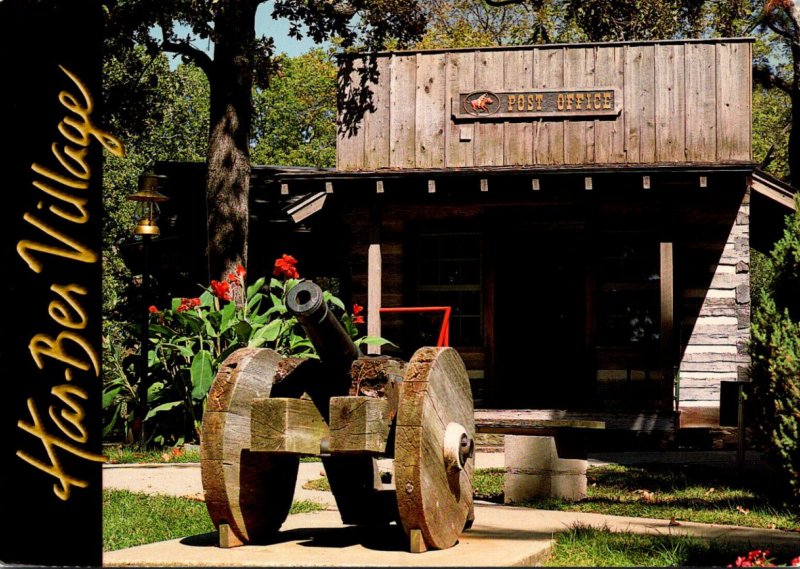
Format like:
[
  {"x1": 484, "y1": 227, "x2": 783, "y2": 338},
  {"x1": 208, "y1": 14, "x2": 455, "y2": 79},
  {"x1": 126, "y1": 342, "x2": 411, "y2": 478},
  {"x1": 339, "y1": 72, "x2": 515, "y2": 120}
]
[
  {"x1": 767, "y1": 20, "x2": 793, "y2": 40},
  {"x1": 161, "y1": 35, "x2": 214, "y2": 78},
  {"x1": 753, "y1": 63, "x2": 792, "y2": 94}
]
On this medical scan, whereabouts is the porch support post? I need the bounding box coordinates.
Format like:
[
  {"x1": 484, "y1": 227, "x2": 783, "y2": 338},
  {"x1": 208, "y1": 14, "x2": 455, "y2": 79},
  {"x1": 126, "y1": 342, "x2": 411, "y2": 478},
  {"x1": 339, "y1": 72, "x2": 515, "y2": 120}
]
[
  {"x1": 367, "y1": 204, "x2": 382, "y2": 355},
  {"x1": 660, "y1": 242, "x2": 675, "y2": 408}
]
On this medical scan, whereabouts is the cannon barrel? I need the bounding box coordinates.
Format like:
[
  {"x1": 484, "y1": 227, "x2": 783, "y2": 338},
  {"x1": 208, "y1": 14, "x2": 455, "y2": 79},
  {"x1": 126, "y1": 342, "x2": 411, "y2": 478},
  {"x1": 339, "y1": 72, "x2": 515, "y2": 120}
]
[{"x1": 285, "y1": 280, "x2": 362, "y2": 374}]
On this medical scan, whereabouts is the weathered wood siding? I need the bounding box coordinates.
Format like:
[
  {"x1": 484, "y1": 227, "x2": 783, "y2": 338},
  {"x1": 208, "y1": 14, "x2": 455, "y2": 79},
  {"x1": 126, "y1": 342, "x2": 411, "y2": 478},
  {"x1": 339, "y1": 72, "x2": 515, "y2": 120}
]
[
  {"x1": 337, "y1": 39, "x2": 752, "y2": 170},
  {"x1": 677, "y1": 188, "x2": 750, "y2": 426}
]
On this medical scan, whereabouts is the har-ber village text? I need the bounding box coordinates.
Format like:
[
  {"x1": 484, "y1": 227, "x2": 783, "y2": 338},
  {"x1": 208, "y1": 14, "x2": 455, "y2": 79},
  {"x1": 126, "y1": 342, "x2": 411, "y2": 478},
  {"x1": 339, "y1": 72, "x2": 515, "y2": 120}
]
[{"x1": 16, "y1": 65, "x2": 123, "y2": 500}]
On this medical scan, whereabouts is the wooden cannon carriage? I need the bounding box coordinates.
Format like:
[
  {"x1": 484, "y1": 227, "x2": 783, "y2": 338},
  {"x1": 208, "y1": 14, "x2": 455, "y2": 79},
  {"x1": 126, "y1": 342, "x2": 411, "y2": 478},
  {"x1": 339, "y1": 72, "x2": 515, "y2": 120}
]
[{"x1": 200, "y1": 280, "x2": 475, "y2": 553}]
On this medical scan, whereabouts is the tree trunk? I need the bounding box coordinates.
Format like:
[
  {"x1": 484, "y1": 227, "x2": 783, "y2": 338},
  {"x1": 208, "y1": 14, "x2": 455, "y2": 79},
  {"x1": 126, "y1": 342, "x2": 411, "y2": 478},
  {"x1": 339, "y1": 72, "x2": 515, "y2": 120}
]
[{"x1": 205, "y1": 1, "x2": 257, "y2": 281}]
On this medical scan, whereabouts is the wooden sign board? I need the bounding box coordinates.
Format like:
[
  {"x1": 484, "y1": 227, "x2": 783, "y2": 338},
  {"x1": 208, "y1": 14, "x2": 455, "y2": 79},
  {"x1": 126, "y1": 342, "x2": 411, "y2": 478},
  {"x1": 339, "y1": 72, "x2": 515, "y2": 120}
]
[
  {"x1": 0, "y1": 0, "x2": 115, "y2": 565},
  {"x1": 337, "y1": 41, "x2": 753, "y2": 170},
  {"x1": 452, "y1": 88, "x2": 621, "y2": 120}
]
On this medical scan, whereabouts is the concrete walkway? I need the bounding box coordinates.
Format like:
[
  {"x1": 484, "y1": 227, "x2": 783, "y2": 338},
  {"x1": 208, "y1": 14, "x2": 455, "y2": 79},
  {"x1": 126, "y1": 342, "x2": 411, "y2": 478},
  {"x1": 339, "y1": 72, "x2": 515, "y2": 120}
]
[{"x1": 103, "y1": 452, "x2": 800, "y2": 567}]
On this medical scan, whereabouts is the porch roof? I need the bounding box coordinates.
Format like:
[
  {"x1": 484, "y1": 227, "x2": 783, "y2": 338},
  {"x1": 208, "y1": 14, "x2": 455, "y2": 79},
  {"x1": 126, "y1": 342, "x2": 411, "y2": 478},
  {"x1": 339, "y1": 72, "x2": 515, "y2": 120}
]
[{"x1": 273, "y1": 163, "x2": 757, "y2": 196}]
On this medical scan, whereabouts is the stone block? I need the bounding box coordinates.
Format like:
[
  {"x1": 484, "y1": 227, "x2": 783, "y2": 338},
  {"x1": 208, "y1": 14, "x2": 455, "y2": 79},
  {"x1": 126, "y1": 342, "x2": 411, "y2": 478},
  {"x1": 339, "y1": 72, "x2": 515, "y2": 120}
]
[
  {"x1": 503, "y1": 435, "x2": 588, "y2": 504},
  {"x1": 550, "y1": 471, "x2": 588, "y2": 501}
]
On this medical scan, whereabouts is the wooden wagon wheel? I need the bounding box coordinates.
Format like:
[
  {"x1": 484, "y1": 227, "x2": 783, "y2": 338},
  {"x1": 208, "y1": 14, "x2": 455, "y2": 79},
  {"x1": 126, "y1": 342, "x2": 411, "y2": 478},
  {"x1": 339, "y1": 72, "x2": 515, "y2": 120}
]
[
  {"x1": 394, "y1": 347, "x2": 475, "y2": 552},
  {"x1": 200, "y1": 348, "x2": 312, "y2": 545}
]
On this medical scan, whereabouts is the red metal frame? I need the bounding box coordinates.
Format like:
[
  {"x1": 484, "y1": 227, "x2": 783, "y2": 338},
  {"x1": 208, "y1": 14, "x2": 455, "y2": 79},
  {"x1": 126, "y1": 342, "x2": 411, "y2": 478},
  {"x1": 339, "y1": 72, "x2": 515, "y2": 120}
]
[{"x1": 378, "y1": 306, "x2": 451, "y2": 347}]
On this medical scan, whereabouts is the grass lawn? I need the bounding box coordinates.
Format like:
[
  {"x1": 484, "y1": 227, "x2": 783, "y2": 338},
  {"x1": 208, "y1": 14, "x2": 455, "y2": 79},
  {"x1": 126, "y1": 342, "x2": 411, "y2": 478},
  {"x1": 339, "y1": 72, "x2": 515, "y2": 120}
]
[
  {"x1": 543, "y1": 524, "x2": 748, "y2": 567},
  {"x1": 103, "y1": 445, "x2": 201, "y2": 464},
  {"x1": 104, "y1": 445, "x2": 322, "y2": 464},
  {"x1": 475, "y1": 463, "x2": 800, "y2": 530},
  {"x1": 103, "y1": 490, "x2": 325, "y2": 551},
  {"x1": 297, "y1": 463, "x2": 798, "y2": 530}
]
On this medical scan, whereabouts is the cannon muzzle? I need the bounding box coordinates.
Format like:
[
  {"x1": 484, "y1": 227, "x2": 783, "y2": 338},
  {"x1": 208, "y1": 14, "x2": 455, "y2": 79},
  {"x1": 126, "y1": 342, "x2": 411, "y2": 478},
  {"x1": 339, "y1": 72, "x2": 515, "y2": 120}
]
[{"x1": 285, "y1": 280, "x2": 362, "y2": 373}]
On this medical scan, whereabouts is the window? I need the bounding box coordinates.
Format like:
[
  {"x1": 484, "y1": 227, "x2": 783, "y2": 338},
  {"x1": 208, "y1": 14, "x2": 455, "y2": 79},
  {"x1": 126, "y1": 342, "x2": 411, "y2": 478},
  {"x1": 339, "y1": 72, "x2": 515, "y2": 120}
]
[
  {"x1": 415, "y1": 232, "x2": 482, "y2": 347},
  {"x1": 597, "y1": 231, "x2": 661, "y2": 347}
]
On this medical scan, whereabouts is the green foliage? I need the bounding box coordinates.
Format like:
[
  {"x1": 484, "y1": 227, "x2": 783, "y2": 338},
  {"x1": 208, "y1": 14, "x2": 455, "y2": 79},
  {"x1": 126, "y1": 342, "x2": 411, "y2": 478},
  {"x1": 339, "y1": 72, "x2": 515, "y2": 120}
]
[
  {"x1": 415, "y1": 0, "x2": 581, "y2": 48},
  {"x1": 567, "y1": 0, "x2": 704, "y2": 41},
  {"x1": 415, "y1": 0, "x2": 762, "y2": 49},
  {"x1": 103, "y1": 261, "x2": 390, "y2": 445},
  {"x1": 251, "y1": 49, "x2": 337, "y2": 167},
  {"x1": 749, "y1": 196, "x2": 800, "y2": 503},
  {"x1": 101, "y1": 47, "x2": 211, "y2": 441},
  {"x1": 753, "y1": 85, "x2": 791, "y2": 180},
  {"x1": 750, "y1": 248, "x2": 775, "y2": 309}
]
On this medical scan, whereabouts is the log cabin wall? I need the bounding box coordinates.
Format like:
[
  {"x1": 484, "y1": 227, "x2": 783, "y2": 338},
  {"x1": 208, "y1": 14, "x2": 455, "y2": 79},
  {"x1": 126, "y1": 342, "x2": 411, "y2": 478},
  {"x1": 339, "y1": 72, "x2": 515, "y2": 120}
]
[
  {"x1": 675, "y1": 185, "x2": 750, "y2": 427},
  {"x1": 337, "y1": 39, "x2": 752, "y2": 171}
]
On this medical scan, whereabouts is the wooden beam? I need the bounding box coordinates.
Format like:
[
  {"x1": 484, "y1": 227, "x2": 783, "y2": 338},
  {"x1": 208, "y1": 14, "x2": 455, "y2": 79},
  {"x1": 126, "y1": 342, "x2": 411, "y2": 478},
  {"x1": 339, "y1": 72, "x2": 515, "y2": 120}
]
[
  {"x1": 699, "y1": 176, "x2": 708, "y2": 188},
  {"x1": 376, "y1": 180, "x2": 384, "y2": 194},
  {"x1": 428, "y1": 179, "x2": 436, "y2": 193},
  {"x1": 480, "y1": 178, "x2": 489, "y2": 192},
  {"x1": 325, "y1": 181, "x2": 333, "y2": 194},
  {"x1": 584, "y1": 176, "x2": 593, "y2": 190},
  {"x1": 218, "y1": 523, "x2": 244, "y2": 548},
  {"x1": 643, "y1": 175, "x2": 651, "y2": 189},
  {"x1": 280, "y1": 183, "x2": 289, "y2": 195},
  {"x1": 751, "y1": 177, "x2": 797, "y2": 210},
  {"x1": 532, "y1": 178, "x2": 540, "y2": 191},
  {"x1": 660, "y1": 242, "x2": 675, "y2": 407},
  {"x1": 250, "y1": 398, "x2": 329, "y2": 454},
  {"x1": 329, "y1": 396, "x2": 392, "y2": 454},
  {"x1": 368, "y1": 205, "x2": 382, "y2": 355}
]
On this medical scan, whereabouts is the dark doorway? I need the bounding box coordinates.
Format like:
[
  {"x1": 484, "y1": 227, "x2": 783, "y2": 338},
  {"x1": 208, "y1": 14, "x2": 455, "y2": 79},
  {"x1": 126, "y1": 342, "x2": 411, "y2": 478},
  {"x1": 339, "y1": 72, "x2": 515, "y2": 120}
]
[{"x1": 492, "y1": 229, "x2": 588, "y2": 408}]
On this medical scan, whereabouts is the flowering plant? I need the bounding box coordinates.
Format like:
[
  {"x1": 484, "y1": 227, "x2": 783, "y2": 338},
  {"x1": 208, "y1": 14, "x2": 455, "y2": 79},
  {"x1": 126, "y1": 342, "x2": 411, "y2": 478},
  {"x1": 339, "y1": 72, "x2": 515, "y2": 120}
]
[
  {"x1": 728, "y1": 550, "x2": 800, "y2": 567},
  {"x1": 103, "y1": 255, "x2": 392, "y2": 445}
]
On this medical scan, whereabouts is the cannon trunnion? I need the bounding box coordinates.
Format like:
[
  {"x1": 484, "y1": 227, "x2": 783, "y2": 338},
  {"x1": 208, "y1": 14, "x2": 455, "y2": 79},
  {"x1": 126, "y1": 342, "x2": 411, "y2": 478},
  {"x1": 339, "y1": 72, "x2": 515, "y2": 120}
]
[{"x1": 200, "y1": 281, "x2": 475, "y2": 553}]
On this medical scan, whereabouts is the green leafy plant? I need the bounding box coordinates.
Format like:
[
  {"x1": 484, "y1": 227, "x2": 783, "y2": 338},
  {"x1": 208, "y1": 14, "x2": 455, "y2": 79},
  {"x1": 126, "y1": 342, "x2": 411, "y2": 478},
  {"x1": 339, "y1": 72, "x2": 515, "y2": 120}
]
[
  {"x1": 102, "y1": 255, "x2": 393, "y2": 446},
  {"x1": 749, "y1": 196, "x2": 800, "y2": 504}
]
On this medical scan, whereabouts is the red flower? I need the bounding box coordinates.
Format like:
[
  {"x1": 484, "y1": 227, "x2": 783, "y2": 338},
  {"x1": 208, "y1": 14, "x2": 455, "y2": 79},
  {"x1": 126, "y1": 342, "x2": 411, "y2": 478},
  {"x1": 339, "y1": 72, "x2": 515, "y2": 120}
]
[
  {"x1": 148, "y1": 305, "x2": 158, "y2": 314},
  {"x1": 176, "y1": 297, "x2": 202, "y2": 313},
  {"x1": 227, "y1": 272, "x2": 237, "y2": 283},
  {"x1": 273, "y1": 254, "x2": 299, "y2": 279},
  {"x1": 211, "y1": 280, "x2": 232, "y2": 301},
  {"x1": 353, "y1": 315, "x2": 365, "y2": 324},
  {"x1": 236, "y1": 264, "x2": 246, "y2": 277},
  {"x1": 353, "y1": 304, "x2": 364, "y2": 315}
]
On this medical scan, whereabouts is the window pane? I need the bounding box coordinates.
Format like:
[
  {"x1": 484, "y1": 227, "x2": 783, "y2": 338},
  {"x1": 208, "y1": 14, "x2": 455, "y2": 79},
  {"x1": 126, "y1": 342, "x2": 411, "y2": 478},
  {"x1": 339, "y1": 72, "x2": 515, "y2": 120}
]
[
  {"x1": 415, "y1": 232, "x2": 482, "y2": 347},
  {"x1": 418, "y1": 260, "x2": 440, "y2": 286},
  {"x1": 596, "y1": 233, "x2": 660, "y2": 349}
]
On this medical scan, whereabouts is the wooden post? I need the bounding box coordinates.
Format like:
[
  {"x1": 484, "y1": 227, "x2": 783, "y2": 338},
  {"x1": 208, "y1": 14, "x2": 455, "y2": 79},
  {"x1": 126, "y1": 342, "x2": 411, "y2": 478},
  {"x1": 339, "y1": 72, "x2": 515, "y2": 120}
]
[
  {"x1": 368, "y1": 204, "x2": 382, "y2": 355},
  {"x1": 660, "y1": 242, "x2": 675, "y2": 406}
]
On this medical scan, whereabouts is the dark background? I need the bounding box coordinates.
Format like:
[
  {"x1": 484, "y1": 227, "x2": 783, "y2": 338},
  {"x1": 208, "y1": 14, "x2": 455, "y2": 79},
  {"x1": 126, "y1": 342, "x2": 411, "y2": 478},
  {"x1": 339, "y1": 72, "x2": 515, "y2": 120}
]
[{"x1": 0, "y1": 0, "x2": 104, "y2": 565}]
